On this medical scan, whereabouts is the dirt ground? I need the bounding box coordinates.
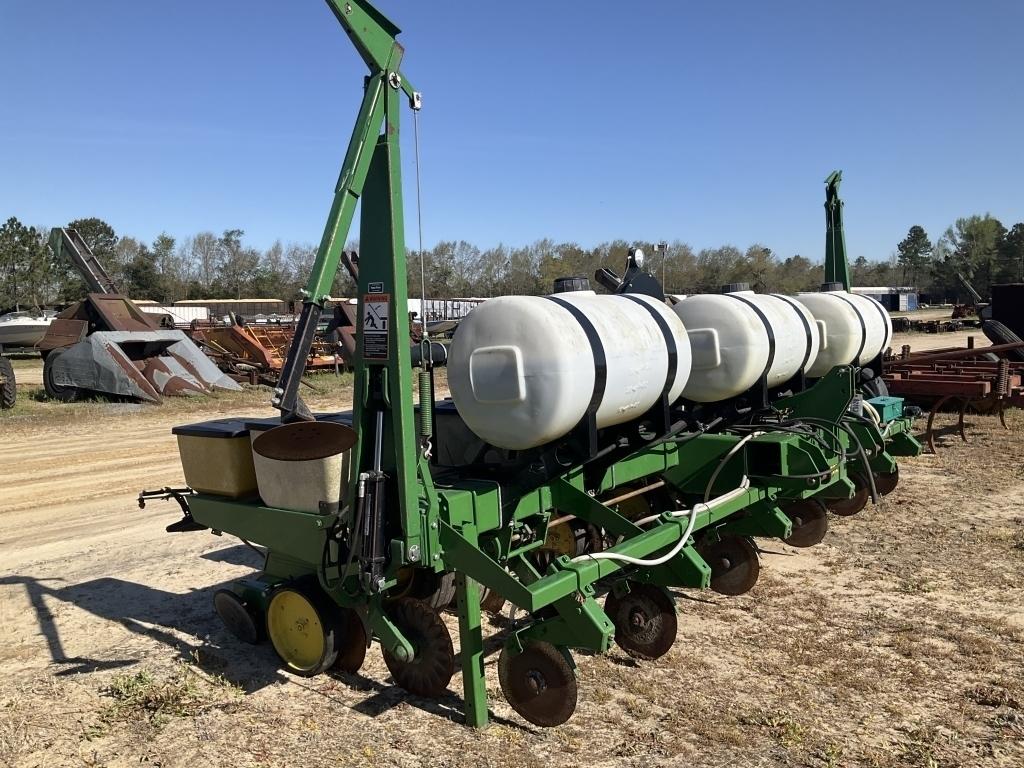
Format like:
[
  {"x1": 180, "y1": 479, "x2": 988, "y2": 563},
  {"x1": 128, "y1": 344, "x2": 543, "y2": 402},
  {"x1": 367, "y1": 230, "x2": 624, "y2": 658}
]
[
  {"x1": 2, "y1": 358, "x2": 1023, "y2": 767},
  {"x1": 891, "y1": 328, "x2": 986, "y2": 354}
]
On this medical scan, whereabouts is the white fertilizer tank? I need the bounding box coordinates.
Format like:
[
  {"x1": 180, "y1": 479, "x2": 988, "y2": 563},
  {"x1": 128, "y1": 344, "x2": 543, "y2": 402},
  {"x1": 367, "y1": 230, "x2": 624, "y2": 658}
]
[{"x1": 448, "y1": 293, "x2": 692, "y2": 450}]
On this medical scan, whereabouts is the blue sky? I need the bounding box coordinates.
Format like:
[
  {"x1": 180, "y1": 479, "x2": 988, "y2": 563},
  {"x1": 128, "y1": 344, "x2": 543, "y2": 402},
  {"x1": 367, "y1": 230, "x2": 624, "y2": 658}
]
[{"x1": 1, "y1": 1, "x2": 1021, "y2": 262}]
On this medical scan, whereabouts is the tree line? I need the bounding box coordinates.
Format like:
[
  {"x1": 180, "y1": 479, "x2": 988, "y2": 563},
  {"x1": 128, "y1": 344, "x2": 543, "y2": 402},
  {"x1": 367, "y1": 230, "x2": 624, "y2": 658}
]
[{"x1": 1, "y1": 213, "x2": 1021, "y2": 312}]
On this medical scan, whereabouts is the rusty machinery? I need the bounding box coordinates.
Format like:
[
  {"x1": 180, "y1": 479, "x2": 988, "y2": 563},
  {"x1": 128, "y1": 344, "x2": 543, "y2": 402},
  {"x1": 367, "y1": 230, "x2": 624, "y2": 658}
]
[{"x1": 39, "y1": 228, "x2": 240, "y2": 403}]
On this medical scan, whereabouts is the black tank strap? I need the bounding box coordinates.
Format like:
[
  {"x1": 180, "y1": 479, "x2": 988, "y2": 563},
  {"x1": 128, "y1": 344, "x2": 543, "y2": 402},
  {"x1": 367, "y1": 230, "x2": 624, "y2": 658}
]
[
  {"x1": 544, "y1": 296, "x2": 607, "y2": 413},
  {"x1": 617, "y1": 294, "x2": 678, "y2": 397},
  {"x1": 832, "y1": 293, "x2": 868, "y2": 363},
  {"x1": 771, "y1": 294, "x2": 815, "y2": 372},
  {"x1": 861, "y1": 294, "x2": 892, "y2": 353},
  {"x1": 722, "y1": 293, "x2": 776, "y2": 382}
]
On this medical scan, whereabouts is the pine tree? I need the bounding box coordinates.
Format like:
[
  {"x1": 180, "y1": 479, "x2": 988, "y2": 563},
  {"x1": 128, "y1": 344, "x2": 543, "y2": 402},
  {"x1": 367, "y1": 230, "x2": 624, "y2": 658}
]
[{"x1": 896, "y1": 225, "x2": 932, "y2": 286}]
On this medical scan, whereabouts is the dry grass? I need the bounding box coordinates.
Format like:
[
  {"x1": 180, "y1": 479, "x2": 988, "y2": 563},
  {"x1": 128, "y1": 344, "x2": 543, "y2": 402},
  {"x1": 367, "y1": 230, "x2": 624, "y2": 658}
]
[{"x1": 2, "y1": 359, "x2": 448, "y2": 429}]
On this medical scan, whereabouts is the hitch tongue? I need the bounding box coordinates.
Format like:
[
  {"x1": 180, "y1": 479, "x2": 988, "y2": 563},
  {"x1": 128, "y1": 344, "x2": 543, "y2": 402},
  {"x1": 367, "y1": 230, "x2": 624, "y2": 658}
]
[{"x1": 138, "y1": 486, "x2": 205, "y2": 533}]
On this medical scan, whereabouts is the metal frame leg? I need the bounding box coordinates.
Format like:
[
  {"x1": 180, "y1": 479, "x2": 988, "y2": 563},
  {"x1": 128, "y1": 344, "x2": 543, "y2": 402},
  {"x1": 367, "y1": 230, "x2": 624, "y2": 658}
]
[{"x1": 455, "y1": 572, "x2": 488, "y2": 728}]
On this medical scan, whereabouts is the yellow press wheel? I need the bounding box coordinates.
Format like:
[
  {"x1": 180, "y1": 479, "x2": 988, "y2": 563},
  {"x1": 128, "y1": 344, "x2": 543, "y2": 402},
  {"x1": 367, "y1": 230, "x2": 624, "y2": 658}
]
[{"x1": 266, "y1": 585, "x2": 340, "y2": 677}]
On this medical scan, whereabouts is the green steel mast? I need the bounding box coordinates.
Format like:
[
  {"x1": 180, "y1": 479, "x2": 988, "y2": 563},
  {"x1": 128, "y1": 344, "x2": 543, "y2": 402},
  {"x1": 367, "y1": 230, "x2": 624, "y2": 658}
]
[{"x1": 823, "y1": 170, "x2": 851, "y2": 291}]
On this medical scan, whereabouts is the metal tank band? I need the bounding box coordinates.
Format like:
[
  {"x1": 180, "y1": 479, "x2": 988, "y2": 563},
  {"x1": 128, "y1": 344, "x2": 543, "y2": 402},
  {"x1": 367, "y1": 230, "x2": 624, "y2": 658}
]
[
  {"x1": 831, "y1": 292, "x2": 869, "y2": 363},
  {"x1": 616, "y1": 294, "x2": 680, "y2": 399},
  {"x1": 543, "y1": 296, "x2": 609, "y2": 417},
  {"x1": 721, "y1": 293, "x2": 777, "y2": 384},
  {"x1": 770, "y1": 293, "x2": 816, "y2": 373}
]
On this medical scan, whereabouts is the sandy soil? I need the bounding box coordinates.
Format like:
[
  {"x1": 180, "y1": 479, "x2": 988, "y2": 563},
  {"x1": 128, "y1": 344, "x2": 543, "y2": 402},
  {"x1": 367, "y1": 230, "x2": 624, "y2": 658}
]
[
  {"x1": 8, "y1": 358, "x2": 42, "y2": 387},
  {"x1": 891, "y1": 329, "x2": 987, "y2": 354},
  {"x1": 1, "y1": 383, "x2": 1023, "y2": 767}
]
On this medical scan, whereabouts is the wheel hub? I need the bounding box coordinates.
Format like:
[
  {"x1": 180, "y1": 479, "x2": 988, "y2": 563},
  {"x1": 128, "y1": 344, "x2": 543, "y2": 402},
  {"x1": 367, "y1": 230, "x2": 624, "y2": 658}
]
[
  {"x1": 629, "y1": 608, "x2": 648, "y2": 629},
  {"x1": 526, "y1": 669, "x2": 547, "y2": 696}
]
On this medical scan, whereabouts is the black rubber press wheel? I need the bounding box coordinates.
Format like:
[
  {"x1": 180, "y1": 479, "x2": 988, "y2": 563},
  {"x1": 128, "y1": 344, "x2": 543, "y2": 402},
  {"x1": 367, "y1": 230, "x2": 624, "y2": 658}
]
[{"x1": 382, "y1": 598, "x2": 455, "y2": 698}]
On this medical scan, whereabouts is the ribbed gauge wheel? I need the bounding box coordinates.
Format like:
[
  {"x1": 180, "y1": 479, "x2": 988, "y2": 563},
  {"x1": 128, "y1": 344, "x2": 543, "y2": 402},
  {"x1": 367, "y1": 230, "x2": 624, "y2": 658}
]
[
  {"x1": 0, "y1": 357, "x2": 15, "y2": 409},
  {"x1": 381, "y1": 598, "x2": 455, "y2": 698}
]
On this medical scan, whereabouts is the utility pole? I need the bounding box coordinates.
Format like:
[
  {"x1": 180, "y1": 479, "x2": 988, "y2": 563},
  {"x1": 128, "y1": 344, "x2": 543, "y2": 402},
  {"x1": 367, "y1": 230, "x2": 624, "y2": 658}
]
[{"x1": 653, "y1": 241, "x2": 669, "y2": 288}]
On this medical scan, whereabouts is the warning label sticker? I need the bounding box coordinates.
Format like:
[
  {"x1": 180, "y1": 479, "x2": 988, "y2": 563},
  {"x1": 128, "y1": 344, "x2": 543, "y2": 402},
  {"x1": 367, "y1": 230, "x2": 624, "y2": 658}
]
[
  {"x1": 362, "y1": 294, "x2": 389, "y2": 360},
  {"x1": 363, "y1": 296, "x2": 390, "y2": 332}
]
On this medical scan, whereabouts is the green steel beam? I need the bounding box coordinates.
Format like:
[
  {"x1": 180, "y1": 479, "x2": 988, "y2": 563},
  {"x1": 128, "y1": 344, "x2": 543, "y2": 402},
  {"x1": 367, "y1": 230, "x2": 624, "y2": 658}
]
[
  {"x1": 454, "y1": 573, "x2": 487, "y2": 727},
  {"x1": 885, "y1": 421, "x2": 924, "y2": 457},
  {"x1": 824, "y1": 170, "x2": 851, "y2": 290}
]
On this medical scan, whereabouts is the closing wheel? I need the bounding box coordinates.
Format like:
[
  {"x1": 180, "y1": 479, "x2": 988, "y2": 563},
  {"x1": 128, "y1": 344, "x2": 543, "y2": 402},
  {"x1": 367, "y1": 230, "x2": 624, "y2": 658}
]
[
  {"x1": 213, "y1": 589, "x2": 262, "y2": 645},
  {"x1": 873, "y1": 466, "x2": 899, "y2": 496},
  {"x1": 498, "y1": 641, "x2": 578, "y2": 727},
  {"x1": 699, "y1": 535, "x2": 760, "y2": 596},
  {"x1": 43, "y1": 350, "x2": 81, "y2": 403},
  {"x1": 389, "y1": 568, "x2": 456, "y2": 610},
  {"x1": 382, "y1": 598, "x2": 455, "y2": 698},
  {"x1": 780, "y1": 499, "x2": 829, "y2": 548},
  {"x1": 479, "y1": 582, "x2": 507, "y2": 615},
  {"x1": 266, "y1": 585, "x2": 339, "y2": 677},
  {"x1": 827, "y1": 473, "x2": 870, "y2": 516},
  {"x1": 605, "y1": 584, "x2": 677, "y2": 660},
  {"x1": 332, "y1": 607, "x2": 368, "y2": 674}
]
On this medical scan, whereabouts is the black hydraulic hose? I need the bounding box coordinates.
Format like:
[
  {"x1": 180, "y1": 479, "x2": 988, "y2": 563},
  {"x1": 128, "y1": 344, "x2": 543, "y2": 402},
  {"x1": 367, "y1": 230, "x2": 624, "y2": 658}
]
[
  {"x1": 793, "y1": 415, "x2": 880, "y2": 504},
  {"x1": 730, "y1": 421, "x2": 846, "y2": 461}
]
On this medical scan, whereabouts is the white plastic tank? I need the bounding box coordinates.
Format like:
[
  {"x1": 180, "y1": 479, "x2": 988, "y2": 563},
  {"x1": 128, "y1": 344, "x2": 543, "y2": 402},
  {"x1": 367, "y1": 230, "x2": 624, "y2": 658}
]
[
  {"x1": 448, "y1": 293, "x2": 692, "y2": 450},
  {"x1": 794, "y1": 287, "x2": 892, "y2": 377},
  {"x1": 671, "y1": 287, "x2": 821, "y2": 403}
]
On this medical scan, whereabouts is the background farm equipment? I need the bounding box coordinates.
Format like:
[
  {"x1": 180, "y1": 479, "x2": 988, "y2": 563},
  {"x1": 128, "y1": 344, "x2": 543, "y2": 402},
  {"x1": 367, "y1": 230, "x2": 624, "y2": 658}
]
[
  {"x1": 190, "y1": 317, "x2": 342, "y2": 385},
  {"x1": 885, "y1": 338, "x2": 1024, "y2": 452},
  {"x1": 38, "y1": 228, "x2": 240, "y2": 403},
  {"x1": 884, "y1": 282, "x2": 1024, "y2": 451}
]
